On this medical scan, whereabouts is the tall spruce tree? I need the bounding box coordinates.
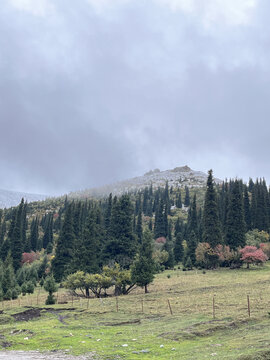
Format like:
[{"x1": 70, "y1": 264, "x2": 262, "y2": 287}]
[
  {"x1": 186, "y1": 230, "x2": 198, "y2": 266},
  {"x1": 42, "y1": 213, "x2": 53, "y2": 250},
  {"x1": 72, "y1": 208, "x2": 101, "y2": 277},
  {"x1": 184, "y1": 186, "x2": 190, "y2": 207},
  {"x1": 11, "y1": 199, "x2": 24, "y2": 272},
  {"x1": 154, "y1": 198, "x2": 165, "y2": 238},
  {"x1": 174, "y1": 232, "x2": 184, "y2": 263},
  {"x1": 202, "y1": 170, "x2": 222, "y2": 248},
  {"x1": 30, "y1": 218, "x2": 39, "y2": 252},
  {"x1": 52, "y1": 203, "x2": 75, "y2": 282},
  {"x1": 105, "y1": 195, "x2": 137, "y2": 267},
  {"x1": 131, "y1": 229, "x2": 155, "y2": 293},
  {"x1": 187, "y1": 194, "x2": 198, "y2": 237},
  {"x1": 225, "y1": 180, "x2": 246, "y2": 249},
  {"x1": 243, "y1": 185, "x2": 251, "y2": 231}
]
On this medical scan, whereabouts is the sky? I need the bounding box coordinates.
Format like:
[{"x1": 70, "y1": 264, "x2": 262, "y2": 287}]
[{"x1": 0, "y1": 0, "x2": 270, "y2": 196}]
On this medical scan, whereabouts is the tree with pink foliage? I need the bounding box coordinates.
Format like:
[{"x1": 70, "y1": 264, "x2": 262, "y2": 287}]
[{"x1": 240, "y1": 246, "x2": 268, "y2": 268}]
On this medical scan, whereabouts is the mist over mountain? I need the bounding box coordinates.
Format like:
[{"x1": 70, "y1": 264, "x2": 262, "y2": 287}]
[
  {"x1": 69, "y1": 166, "x2": 222, "y2": 199},
  {"x1": 0, "y1": 189, "x2": 47, "y2": 209}
]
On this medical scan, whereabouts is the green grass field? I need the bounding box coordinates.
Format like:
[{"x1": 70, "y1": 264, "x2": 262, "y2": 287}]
[{"x1": 1, "y1": 264, "x2": 270, "y2": 359}]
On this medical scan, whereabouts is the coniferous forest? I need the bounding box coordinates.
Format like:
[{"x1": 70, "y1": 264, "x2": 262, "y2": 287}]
[{"x1": 0, "y1": 170, "x2": 270, "y2": 300}]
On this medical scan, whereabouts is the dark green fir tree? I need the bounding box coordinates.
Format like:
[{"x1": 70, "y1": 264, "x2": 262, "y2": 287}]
[
  {"x1": 202, "y1": 170, "x2": 222, "y2": 248},
  {"x1": 131, "y1": 229, "x2": 155, "y2": 293}
]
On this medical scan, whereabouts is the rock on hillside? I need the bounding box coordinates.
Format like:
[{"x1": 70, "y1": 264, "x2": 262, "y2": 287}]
[
  {"x1": 69, "y1": 166, "x2": 222, "y2": 199},
  {"x1": 0, "y1": 189, "x2": 47, "y2": 209}
]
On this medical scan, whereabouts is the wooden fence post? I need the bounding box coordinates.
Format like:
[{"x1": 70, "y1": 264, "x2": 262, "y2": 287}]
[
  {"x1": 247, "y1": 295, "x2": 250, "y2": 318},
  {"x1": 168, "y1": 299, "x2": 173, "y2": 315},
  {"x1": 141, "y1": 299, "x2": 144, "y2": 313}
]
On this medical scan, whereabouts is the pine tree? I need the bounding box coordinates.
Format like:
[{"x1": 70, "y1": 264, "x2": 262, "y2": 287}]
[
  {"x1": 105, "y1": 195, "x2": 137, "y2": 267},
  {"x1": 243, "y1": 186, "x2": 251, "y2": 231},
  {"x1": 131, "y1": 229, "x2": 155, "y2": 293},
  {"x1": 2, "y1": 253, "x2": 17, "y2": 299},
  {"x1": 184, "y1": 186, "x2": 190, "y2": 207},
  {"x1": 174, "y1": 232, "x2": 184, "y2": 263},
  {"x1": 187, "y1": 194, "x2": 198, "y2": 237},
  {"x1": 30, "y1": 218, "x2": 39, "y2": 252},
  {"x1": 72, "y1": 208, "x2": 101, "y2": 276},
  {"x1": 148, "y1": 218, "x2": 153, "y2": 231},
  {"x1": 186, "y1": 230, "x2": 198, "y2": 265},
  {"x1": 42, "y1": 213, "x2": 53, "y2": 250},
  {"x1": 136, "y1": 206, "x2": 143, "y2": 243},
  {"x1": 176, "y1": 191, "x2": 182, "y2": 209},
  {"x1": 202, "y1": 170, "x2": 222, "y2": 248},
  {"x1": 225, "y1": 180, "x2": 246, "y2": 249},
  {"x1": 52, "y1": 203, "x2": 75, "y2": 282},
  {"x1": 154, "y1": 198, "x2": 165, "y2": 239},
  {"x1": 11, "y1": 199, "x2": 24, "y2": 272},
  {"x1": 104, "y1": 193, "x2": 112, "y2": 230}
]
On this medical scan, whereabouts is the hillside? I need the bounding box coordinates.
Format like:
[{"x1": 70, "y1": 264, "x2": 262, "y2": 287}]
[
  {"x1": 69, "y1": 165, "x2": 222, "y2": 199},
  {"x1": 0, "y1": 188, "x2": 47, "y2": 209}
]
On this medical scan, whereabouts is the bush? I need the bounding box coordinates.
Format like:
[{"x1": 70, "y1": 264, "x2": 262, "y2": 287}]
[
  {"x1": 239, "y1": 246, "x2": 268, "y2": 268},
  {"x1": 195, "y1": 243, "x2": 219, "y2": 269},
  {"x1": 3, "y1": 289, "x2": 12, "y2": 300},
  {"x1": 26, "y1": 281, "x2": 35, "y2": 294},
  {"x1": 11, "y1": 288, "x2": 19, "y2": 299},
  {"x1": 45, "y1": 293, "x2": 55, "y2": 305},
  {"x1": 21, "y1": 283, "x2": 28, "y2": 296},
  {"x1": 44, "y1": 276, "x2": 58, "y2": 305}
]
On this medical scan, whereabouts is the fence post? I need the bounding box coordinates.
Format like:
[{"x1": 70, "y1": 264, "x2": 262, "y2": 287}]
[
  {"x1": 168, "y1": 299, "x2": 173, "y2": 315},
  {"x1": 247, "y1": 295, "x2": 250, "y2": 318},
  {"x1": 141, "y1": 299, "x2": 144, "y2": 313}
]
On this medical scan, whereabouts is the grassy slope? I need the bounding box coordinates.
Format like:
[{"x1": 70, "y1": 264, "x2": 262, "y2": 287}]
[{"x1": 1, "y1": 264, "x2": 270, "y2": 359}]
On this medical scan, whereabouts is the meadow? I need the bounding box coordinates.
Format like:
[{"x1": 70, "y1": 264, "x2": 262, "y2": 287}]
[{"x1": 1, "y1": 264, "x2": 270, "y2": 359}]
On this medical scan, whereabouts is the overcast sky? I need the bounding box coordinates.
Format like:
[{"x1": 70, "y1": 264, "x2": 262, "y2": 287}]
[{"x1": 0, "y1": 0, "x2": 269, "y2": 195}]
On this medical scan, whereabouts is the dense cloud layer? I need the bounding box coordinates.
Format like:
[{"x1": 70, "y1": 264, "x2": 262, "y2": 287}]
[{"x1": 0, "y1": 0, "x2": 269, "y2": 195}]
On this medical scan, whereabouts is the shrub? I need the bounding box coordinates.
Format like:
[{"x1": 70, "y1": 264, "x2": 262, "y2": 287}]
[
  {"x1": 195, "y1": 243, "x2": 219, "y2": 269},
  {"x1": 44, "y1": 276, "x2": 58, "y2": 305},
  {"x1": 260, "y1": 243, "x2": 270, "y2": 258},
  {"x1": 3, "y1": 289, "x2": 12, "y2": 300},
  {"x1": 21, "y1": 283, "x2": 28, "y2": 296},
  {"x1": 240, "y1": 246, "x2": 268, "y2": 268},
  {"x1": 246, "y1": 230, "x2": 270, "y2": 247},
  {"x1": 215, "y1": 245, "x2": 242, "y2": 268},
  {"x1": 21, "y1": 252, "x2": 39, "y2": 265},
  {"x1": 26, "y1": 281, "x2": 35, "y2": 294}
]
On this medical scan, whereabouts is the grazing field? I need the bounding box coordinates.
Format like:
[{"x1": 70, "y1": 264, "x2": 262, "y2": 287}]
[{"x1": 1, "y1": 265, "x2": 270, "y2": 359}]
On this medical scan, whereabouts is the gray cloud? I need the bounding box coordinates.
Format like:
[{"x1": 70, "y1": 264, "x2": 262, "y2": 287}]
[{"x1": 0, "y1": 0, "x2": 270, "y2": 195}]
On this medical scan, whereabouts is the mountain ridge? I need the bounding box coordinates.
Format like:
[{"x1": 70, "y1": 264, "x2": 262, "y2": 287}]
[
  {"x1": 69, "y1": 165, "x2": 222, "y2": 199},
  {"x1": 0, "y1": 188, "x2": 48, "y2": 209}
]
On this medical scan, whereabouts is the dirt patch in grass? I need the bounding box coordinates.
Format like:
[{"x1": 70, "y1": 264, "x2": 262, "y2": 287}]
[
  {"x1": 159, "y1": 318, "x2": 251, "y2": 340},
  {"x1": 46, "y1": 310, "x2": 69, "y2": 325},
  {"x1": 238, "y1": 350, "x2": 270, "y2": 359},
  {"x1": 101, "y1": 319, "x2": 141, "y2": 326},
  {"x1": 11, "y1": 308, "x2": 41, "y2": 322}
]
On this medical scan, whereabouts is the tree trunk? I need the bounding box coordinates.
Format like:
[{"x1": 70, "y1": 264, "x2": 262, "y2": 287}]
[
  {"x1": 144, "y1": 285, "x2": 148, "y2": 293},
  {"x1": 85, "y1": 287, "x2": 90, "y2": 298}
]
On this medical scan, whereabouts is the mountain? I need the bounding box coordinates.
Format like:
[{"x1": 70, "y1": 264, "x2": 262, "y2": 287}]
[
  {"x1": 0, "y1": 188, "x2": 48, "y2": 209},
  {"x1": 69, "y1": 166, "x2": 222, "y2": 199}
]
